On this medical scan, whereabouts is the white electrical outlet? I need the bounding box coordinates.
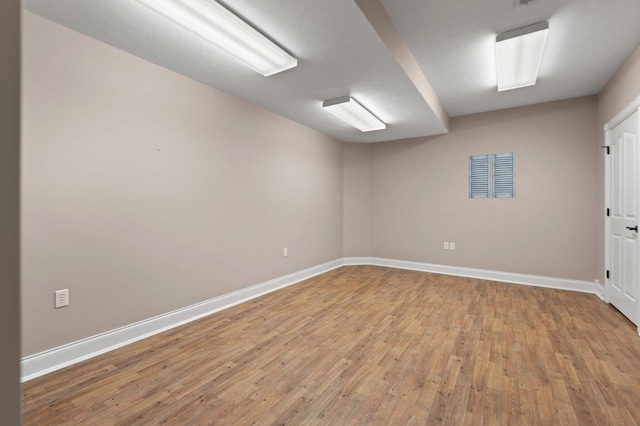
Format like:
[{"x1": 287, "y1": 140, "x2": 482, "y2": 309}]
[
  {"x1": 450, "y1": 242, "x2": 456, "y2": 251},
  {"x1": 55, "y1": 289, "x2": 69, "y2": 308},
  {"x1": 443, "y1": 242, "x2": 449, "y2": 250},
  {"x1": 284, "y1": 247, "x2": 288, "y2": 257}
]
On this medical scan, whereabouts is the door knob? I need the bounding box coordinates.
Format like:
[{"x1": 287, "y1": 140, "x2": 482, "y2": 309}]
[{"x1": 626, "y1": 225, "x2": 638, "y2": 232}]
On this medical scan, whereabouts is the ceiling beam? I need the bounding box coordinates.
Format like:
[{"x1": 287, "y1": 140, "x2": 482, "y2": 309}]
[{"x1": 354, "y1": 0, "x2": 450, "y2": 133}]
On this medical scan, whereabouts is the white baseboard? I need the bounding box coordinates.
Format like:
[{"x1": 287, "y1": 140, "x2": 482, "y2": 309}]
[
  {"x1": 22, "y1": 256, "x2": 597, "y2": 382},
  {"x1": 342, "y1": 257, "x2": 372, "y2": 265},
  {"x1": 344, "y1": 257, "x2": 596, "y2": 294},
  {"x1": 21, "y1": 259, "x2": 343, "y2": 382},
  {"x1": 594, "y1": 280, "x2": 608, "y2": 302}
]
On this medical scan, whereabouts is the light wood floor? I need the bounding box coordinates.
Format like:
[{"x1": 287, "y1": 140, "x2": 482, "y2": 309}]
[{"x1": 22, "y1": 266, "x2": 640, "y2": 425}]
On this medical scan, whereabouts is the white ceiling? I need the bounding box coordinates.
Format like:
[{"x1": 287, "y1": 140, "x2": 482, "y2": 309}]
[{"x1": 24, "y1": 0, "x2": 640, "y2": 143}]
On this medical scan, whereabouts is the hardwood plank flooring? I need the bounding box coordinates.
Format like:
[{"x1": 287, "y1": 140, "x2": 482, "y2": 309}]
[{"x1": 22, "y1": 266, "x2": 640, "y2": 425}]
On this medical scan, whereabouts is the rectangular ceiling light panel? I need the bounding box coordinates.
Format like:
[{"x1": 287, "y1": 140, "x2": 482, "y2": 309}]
[
  {"x1": 496, "y1": 22, "x2": 549, "y2": 91},
  {"x1": 322, "y1": 97, "x2": 386, "y2": 132},
  {"x1": 133, "y1": 0, "x2": 297, "y2": 76}
]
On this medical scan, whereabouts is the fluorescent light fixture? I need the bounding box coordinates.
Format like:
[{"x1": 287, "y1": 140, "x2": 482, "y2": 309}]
[
  {"x1": 496, "y1": 21, "x2": 549, "y2": 91},
  {"x1": 132, "y1": 0, "x2": 297, "y2": 76},
  {"x1": 322, "y1": 96, "x2": 386, "y2": 132}
]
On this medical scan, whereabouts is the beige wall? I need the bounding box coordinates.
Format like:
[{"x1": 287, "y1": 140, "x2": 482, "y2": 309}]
[
  {"x1": 0, "y1": 1, "x2": 21, "y2": 423},
  {"x1": 596, "y1": 43, "x2": 640, "y2": 284},
  {"x1": 22, "y1": 12, "x2": 343, "y2": 356},
  {"x1": 343, "y1": 143, "x2": 371, "y2": 257},
  {"x1": 22, "y1": 11, "x2": 635, "y2": 362},
  {"x1": 370, "y1": 97, "x2": 599, "y2": 281}
]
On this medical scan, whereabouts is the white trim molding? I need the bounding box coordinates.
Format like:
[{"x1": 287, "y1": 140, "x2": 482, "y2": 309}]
[
  {"x1": 343, "y1": 257, "x2": 373, "y2": 265},
  {"x1": 22, "y1": 256, "x2": 597, "y2": 382},
  {"x1": 344, "y1": 257, "x2": 596, "y2": 293},
  {"x1": 603, "y1": 96, "x2": 640, "y2": 336},
  {"x1": 594, "y1": 280, "x2": 607, "y2": 303},
  {"x1": 21, "y1": 259, "x2": 343, "y2": 382},
  {"x1": 603, "y1": 95, "x2": 640, "y2": 133}
]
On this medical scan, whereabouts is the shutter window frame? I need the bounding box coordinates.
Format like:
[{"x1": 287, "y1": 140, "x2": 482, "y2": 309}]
[{"x1": 469, "y1": 152, "x2": 515, "y2": 199}]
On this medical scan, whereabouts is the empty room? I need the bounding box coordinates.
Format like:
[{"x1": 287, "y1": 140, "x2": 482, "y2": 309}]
[{"x1": 3, "y1": 0, "x2": 640, "y2": 424}]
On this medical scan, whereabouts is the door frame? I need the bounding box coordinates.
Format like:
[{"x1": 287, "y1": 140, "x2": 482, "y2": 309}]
[{"x1": 604, "y1": 95, "x2": 640, "y2": 335}]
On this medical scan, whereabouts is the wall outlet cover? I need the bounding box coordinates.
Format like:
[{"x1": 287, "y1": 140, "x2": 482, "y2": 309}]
[{"x1": 55, "y1": 289, "x2": 69, "y2": 308}]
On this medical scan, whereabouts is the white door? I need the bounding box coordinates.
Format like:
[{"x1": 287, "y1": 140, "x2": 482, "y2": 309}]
[{"x1": 608, "y1": 108, "x2": 639, "y2": 326}]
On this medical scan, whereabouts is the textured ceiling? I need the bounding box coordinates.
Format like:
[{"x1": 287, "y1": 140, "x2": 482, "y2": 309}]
[{"x1": 24, "y1": 0, "x2": 640, "y2": 143}]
